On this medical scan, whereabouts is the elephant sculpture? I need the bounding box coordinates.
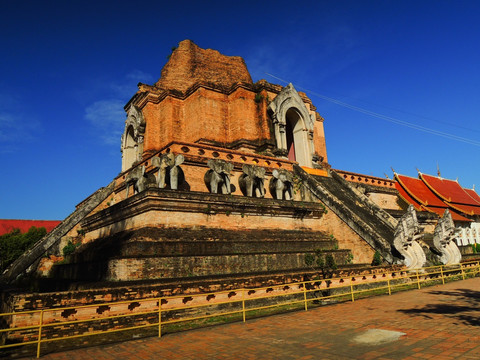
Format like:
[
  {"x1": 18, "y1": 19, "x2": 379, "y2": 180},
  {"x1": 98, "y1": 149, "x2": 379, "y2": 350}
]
[
  {"x1": 125, "y1": 165, "x2": 148, "y2": 197},
  {"x1": 151, "y1": 153, "x2": 184, "y2": 190},
  {"x1": 204, "y1": 159, "x2": 234, "y2": 194},
  {"x1": 393, "y1": 205, "x2": 426, "y2": 269},
  {"x1": 269, "y1": 169, "x2": 293, "y2": 200},
  {"x1": 433, "y1": 209, "x2": 462, "y2": 265},
  {"x1": 238, "y1": 164, "x2": 266, "y2": 197}
]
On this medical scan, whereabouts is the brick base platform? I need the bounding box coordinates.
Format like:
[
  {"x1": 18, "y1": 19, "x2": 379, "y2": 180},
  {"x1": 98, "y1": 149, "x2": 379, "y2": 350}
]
[{"x1": 23, "y1": 277, "x2": 480, "y2": 359}]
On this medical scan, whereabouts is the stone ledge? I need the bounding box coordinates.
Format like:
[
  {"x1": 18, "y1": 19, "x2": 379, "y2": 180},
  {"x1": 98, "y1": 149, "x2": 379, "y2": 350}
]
[{"x1": 81, "y1": 188, "x2": 326, "y2": 233}]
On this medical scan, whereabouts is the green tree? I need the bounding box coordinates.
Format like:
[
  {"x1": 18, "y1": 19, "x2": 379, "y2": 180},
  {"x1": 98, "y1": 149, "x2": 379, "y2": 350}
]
[
  {"x1": 0, "y1": 226, "x2": 46, "y2": 272},
  {"x1": 305, "y1": 249, "x2": 337, "y2": 279},
  {"x1": 371, "y1": 251, "x2": 382, "y2": 266}
]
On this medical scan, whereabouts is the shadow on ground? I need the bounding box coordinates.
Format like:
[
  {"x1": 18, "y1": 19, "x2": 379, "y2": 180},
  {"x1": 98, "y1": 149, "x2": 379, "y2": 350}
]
[{"x1": 398, "y1": 288, "x2": 480, "y2": 327}]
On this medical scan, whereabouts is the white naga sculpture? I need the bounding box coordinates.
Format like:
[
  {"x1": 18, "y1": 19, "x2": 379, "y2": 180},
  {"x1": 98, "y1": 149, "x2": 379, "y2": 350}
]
[
  {"x1": 393, "y1": 205, "x2": 427, "y2": 269},
  {"x1": 433, "y1": 209, "x2": 462, "y2": 265}
]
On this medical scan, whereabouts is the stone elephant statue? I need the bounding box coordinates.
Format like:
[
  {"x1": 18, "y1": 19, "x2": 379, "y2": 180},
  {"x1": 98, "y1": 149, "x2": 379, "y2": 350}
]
[
  {"x1": 238, "y1": 164, "x2": 266, "y2": 197},
  {"x1": 151, "y1": 153, "x2": 184, "y2": 190},
  {"x1": 269, "y1": 169, "x2": 293, "y2": 200},
  {"x1": 204, "y1": 159, "x2": 234, "y2": 194},
  {"x1": 125, "y1": 165, "x2": 148, "y2": 197}
]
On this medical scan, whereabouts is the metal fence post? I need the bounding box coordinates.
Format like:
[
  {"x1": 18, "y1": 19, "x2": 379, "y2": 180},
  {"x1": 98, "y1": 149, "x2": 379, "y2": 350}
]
[
  {"x1": 416, "y1": 270, "x2": 421, "y2": 289},
  {"x1": 158, "y1": 298, "x2": 162, "y2": 338},
  {"x1": 440, "y1": 266, "x2": 445, "y2": 285},
  {"x1": 36, "y1": 310, "x2": 44, "y2": 359},
  {"x1": 303, "y1": 282, "x2": 308, "y2": 311},
  {"x1": 242, "y1": 289, "x2": 246, "y2": 322},
  {"x1": 461, "y1": 264, "x2": 465, "y2": 280},
  {"x1": 350, "y1": 283, "x2": 355, "y2": 302},
  {"x1": 387, "y1": 279, "x2": 391, "y2": 295}
]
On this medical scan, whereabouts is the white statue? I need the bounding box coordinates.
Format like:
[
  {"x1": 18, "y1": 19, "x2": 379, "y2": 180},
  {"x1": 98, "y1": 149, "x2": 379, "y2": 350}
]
[
  {"x1": 433, "y1": 209, "x2": 462, "y2": 265},
  {"x1": 393, "y1": 205, "x2": 426, "y2": 269}
]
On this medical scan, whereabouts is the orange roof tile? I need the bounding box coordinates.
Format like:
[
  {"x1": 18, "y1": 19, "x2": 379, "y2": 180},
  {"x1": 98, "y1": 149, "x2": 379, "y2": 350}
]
[
  {"x1": 395, "y1": 182, "x2": 424, "y2": 211},
  {"x1": 395, "y1": 174, "x2": 446, "y2": 207},
  {"x1": 425, "y1": 207, "x2": 472, "y2": 222},
  {"x1": 464, "y1": 188, "x2": 480, "y2": 204},
  {"x1": 446, "y1": 202, "x2": 480, "y2": 216},
  {"x1": 420, "y1": 173, "x2": 480, "y2": 206},
  {"x1": 394, "y1": 173, "x2": 472, "y2": 222}
]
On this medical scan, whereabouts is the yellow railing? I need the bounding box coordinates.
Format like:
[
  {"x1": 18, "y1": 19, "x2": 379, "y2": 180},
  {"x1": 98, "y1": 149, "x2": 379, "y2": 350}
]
[{"x1": 1, "y1": 261, "x2": 479, "y2": 358}]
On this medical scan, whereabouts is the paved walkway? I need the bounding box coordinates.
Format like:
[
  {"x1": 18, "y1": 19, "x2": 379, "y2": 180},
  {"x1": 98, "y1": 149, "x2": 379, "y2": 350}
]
[{"x1": 29, "y1": 278, "x2": 480, "y2": 359}]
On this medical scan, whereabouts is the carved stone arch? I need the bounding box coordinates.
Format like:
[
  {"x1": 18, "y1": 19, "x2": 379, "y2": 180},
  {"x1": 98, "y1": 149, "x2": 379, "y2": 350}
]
[
  {"x1": 121, "y1": 105, "x2": 146, "y2": 171},
  {"x1": 268, "y1": 83, "x2": 314, "y2": 167}
]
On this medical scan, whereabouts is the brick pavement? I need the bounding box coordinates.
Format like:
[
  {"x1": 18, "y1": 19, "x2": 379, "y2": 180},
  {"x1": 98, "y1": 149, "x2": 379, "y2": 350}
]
[{"x1": 26, "y1": 277, "x2": 480, "y2": 359}]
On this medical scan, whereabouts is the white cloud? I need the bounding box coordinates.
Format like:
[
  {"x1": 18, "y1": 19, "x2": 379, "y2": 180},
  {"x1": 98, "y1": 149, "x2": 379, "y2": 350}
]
[
  {"x1": 0, "y1": 94, "x2": 40, "y2": 149},
  {"x1": 126, "y1": 69, "x2": 155, "y2": 83},
  {"x1": 108, "y1": 70, "x2": 156, "y2": 98},
  {"x1": 84, "y1": 70, "x2": 154, "y2": 146},
  {"x1": 85, "y1": 99, "x2": 125, "y2": 145},
  {"x1": 245, "y1": 25, "x2": 365, "y2": 86}
]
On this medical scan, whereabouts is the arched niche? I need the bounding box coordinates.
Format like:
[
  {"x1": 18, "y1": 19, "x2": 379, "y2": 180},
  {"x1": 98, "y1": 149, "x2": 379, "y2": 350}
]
[
  {"x1": 268, "y1": 84, "x2": 314, "y2": 167},
  {"x1": 123, "y1": 126, "x2": 137, "y2": 170},
  {"x1": 121, "y1": 106, "x2": 146, "y2": 171}
]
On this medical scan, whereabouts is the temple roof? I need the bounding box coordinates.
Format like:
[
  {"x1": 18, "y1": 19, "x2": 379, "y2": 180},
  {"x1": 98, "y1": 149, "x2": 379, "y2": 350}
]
[
  {"x1": 395, "y1": 174, "x2": 445, "y2": 207},
  {"x1": 420, "y1": 173, "x2": 480, "y2": 216},
  {"x1": 394, "y1": 173, "x2": 472, "y2": 222},
  {"x1": 465, "y1": 188, "x2": 480, "y2": 204},
  {"x1": 395, "y1": 181, "x2": 424, "y2": 212},
  {"x1": 0, "y1": 219, "x2": 61, "y2": 236},
  {"x1": 155, "y1": 40, "x2": 253, "y2": 93},
  {"x1": 420, "y1": 173, "x2": 480, "y2": 205}
]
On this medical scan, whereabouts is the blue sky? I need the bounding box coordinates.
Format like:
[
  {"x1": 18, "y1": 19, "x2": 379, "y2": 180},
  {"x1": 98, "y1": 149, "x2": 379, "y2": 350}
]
[{"x1": 1, "y1": 1, "x2": 480, "y2": 220}]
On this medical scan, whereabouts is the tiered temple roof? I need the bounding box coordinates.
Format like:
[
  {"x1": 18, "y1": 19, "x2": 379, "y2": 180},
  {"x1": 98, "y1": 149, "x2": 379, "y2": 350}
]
[
  {"x1": 394, "y1": 172, "x2": 480, "y2": 222},
  {"x1": 420, "y1": 173, "x2": 480, "y2": 216}
]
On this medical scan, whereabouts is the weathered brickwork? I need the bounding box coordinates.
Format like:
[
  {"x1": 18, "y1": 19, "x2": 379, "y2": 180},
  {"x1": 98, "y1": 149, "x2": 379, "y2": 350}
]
[
  {"x1": 1, "y1": 42, "x2": 408, "y2": 354},
  {"x1": 155, "y1": 40, "x2": 253, "y2": 92}
]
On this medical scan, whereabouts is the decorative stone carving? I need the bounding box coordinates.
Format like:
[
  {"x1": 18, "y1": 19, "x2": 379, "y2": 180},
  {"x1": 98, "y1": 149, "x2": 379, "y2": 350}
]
[
  {"x1": 393, "y1": 205, "x2": 426, "y2": 269},
  {"x1": 125, "y1": 165, "x2": 148, "y2": 197},
  {"x1": 238, "y1": 164, "x2": 266, "y2": 198},
  {"x1": 433, "y1": 209, "x2": 462, "y2": 265},
  {"x1": 151, "y1": 153, "x2": 184, "y2": 190},
  {"x1": 269, "y1": 169, "x2": 293, "y2": 200},
  {"x1": 204, "y1": 159, "x2": 234, "y2": 194},
  {"x1": 121, "y1": 106, "x2": 146, "y2": 172},
  {"x1": 268, "y1": 83, "x2": 314, "y2": 167}
]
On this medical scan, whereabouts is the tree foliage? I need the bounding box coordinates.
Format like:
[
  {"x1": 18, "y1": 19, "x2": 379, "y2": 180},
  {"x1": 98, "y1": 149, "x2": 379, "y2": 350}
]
[
  {"x1": 371, "y1": 251, "x2": 382, "y2": 266},
  {"x1": 305, "y1": 249, "x2": 337, "y2": 278},
  {"x1": 0, "y1": 226, "x2": 46, "y2": 272}
]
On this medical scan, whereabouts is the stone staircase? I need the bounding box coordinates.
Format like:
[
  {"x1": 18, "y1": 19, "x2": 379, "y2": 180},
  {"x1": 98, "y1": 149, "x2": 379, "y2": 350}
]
[
  {"x1": 0, "y1": 181, "x2": 116, "y2": 284},
  {"x1": 294, "y1": 165, "x2": 397, "y2": 263}
]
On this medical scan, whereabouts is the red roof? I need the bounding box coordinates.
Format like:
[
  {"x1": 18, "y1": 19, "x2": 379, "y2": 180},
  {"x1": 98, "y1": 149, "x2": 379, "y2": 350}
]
[
  {"x1": 420, "y1": 174, "x2": 480, "y2": 205},
  {"x1": 0, "y1": 219, "x2": 61, "y2": 236},
  {"x1": 423, "y1": 206, "x2": 471, "y2": 222},
  {"x1": 395, "y1": 174, "x2": 445, "y2": 207},
  {"x1": 464, "y1": 188, "x2": 480, "y2": 204},
  {"x1": 447, "y1": 203, "x2": 480, "y2": 217},
  {"x1": 395, "y1": 182, "x2": 424, "y2": 211},
  {"x1": 420, "y1": 173, "x2": 480, "y2": 216},
  {"x1": 394, "y1": 173, "x2": 472, "y2": 222}
]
